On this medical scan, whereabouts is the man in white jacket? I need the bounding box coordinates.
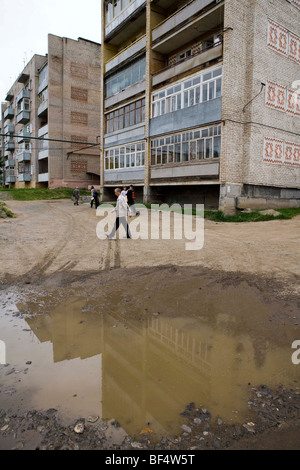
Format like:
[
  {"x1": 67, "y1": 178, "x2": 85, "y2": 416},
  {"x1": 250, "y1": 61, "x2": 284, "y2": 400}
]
[{"x1": 107, "y1": 188, "x2": 132, "y2": 239}]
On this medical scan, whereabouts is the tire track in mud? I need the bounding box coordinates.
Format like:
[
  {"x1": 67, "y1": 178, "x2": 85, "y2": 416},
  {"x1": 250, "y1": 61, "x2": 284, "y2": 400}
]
[
  {"x1": 23, "y1": 205, "x2": 77, "y2": 283},
  {"x1": 99, "y1": 239, "x2": 121, "y2": 271}
]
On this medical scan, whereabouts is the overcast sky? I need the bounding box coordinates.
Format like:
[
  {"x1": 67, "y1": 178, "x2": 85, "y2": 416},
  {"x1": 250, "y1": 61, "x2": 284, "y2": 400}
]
[{"x1": 0, "y1": 0, "x2": 101, "y2": 102}]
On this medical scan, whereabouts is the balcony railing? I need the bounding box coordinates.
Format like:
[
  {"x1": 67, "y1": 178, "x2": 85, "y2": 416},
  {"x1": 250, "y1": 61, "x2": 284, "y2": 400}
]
[
  {"x1": 4, "y1": 107, "x2": 14, "y2": 120},
  {"x1": 17, "y1": 151, "x2": 31, "y2": 162},
  {"x1": 5, "y1": 159, "x2": 15, "y2": 168},
  {"x1": 16, "y1": 89, "x2": 30, "y2": 102},
  {"x1": 16, "y1": 111, "x2": 30, "y2": 124},
  {"x1": 38, "y1": 100, "x2": 48, "y2": 117},
  {"x1": 38, "y1": 173, "x2": 49, "y2": 183},
  {"x1": 5, "y1": 175, "x2": 16, "y2": 184},
  {"x1": 18, "y1": 173, "x2": 31, "y2": 182},
  {"x1": 105, "y1": 35, "x2": 146, "y2": 74},
  {"x1": 4, "y1": 141, "x2": 15, "y2": 151},
  {"x1": 17, "y1": 131, "x2": 31, "y2": 143},
  {"x1": 4, "y1": 124, "x2": 15, "y2": 135},
  {"x1": 105, "y1": 0, "x2": 146, "y2": 38}
]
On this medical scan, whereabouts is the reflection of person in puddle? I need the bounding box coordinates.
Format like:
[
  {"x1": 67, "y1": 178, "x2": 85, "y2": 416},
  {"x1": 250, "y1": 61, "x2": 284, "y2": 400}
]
[{"x1": 107, "y1": 188, "x2": 131, "y2": 240}]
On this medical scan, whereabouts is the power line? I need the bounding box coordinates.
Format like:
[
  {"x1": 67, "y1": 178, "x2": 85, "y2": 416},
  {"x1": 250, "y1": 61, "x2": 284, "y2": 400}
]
[
  {"x1": 222, "y1": 119, "x2": 300, "y2": 138},
  {"x1": 0, "y1": 133, "x2": 100, "y2": 147}
]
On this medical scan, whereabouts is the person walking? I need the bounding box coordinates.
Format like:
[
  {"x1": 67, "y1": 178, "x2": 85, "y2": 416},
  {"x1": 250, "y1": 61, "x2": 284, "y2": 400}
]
[
  {"x1": 73, "y1": 187, "x2": 80, "y2": 206},
  {"x1": 91, "y1": 186, "x2": 100, "y2": 209},
  {"x1": 107, "y1": 188, "x2": 131, "y2": 239},
  {"x1": 127, "y1": 185, "x2": 137, "y2": 217}
]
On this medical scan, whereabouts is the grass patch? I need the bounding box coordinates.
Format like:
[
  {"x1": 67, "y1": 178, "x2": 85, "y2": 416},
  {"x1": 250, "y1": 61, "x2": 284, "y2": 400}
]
[
  {"x1": 0, "y1": 202, "x2": 14, "y2": 218},
  {"x1": 0, "y1": 188, "x2": 90, "y2": 201},
  {"x1": 138, "y1": 204, "x2": 300, "y2": 222}
]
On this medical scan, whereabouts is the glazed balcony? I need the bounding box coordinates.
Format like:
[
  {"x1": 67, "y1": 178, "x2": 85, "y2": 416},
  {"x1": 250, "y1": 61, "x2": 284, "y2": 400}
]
[
  {"x1": 105, "y1": 0, "x2": 146, "y2": 45},
  {"x1": 152, "y1": 0, "x2": 224, "y2": 54}
]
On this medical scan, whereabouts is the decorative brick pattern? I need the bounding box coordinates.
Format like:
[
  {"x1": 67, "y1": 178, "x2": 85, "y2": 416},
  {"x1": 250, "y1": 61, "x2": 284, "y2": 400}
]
[
  {"x1": 264, "y1": 137, "x2": 300, "y2": 167},
  {"x1": 286, "y1": 88, "x2": 300, "y2": 116},
  {"x1": 71, "y1": 62, "x2": 88, "y2": 79},
  {"x1": 71, "y1": 160, "x2": 88, "y2": 173},
  {"x1": 265, "y1": 80, "x2": 286, "y2": 111},
  {"x1": 265, "y1": 80, "x2": 300, "y2": 116},
  {"x1": 71, "y1": 135, "x2": 88, "y2": 149},
  {"x1": 268, "y1": 19, "x2": 300, "y2": 63},
  {"x1": 71, "y1": 87, "x2": 88, "y2": 102},
  {"x1": 71, "y1": 112, "x2": 88, "y2": 126},
  {"x1": 289, "y1": 0, "x2": 300, "y2": 11}
]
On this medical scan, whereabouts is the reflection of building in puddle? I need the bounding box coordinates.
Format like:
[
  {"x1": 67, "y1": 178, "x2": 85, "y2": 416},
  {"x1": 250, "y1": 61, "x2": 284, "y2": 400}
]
[{"x1": 26, "y1": 298, "x2": 299, "y2": 435}]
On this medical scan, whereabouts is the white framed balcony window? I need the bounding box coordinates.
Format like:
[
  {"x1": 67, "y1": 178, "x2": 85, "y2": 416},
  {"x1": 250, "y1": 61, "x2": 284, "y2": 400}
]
[
  {"x1": 151, "y1": 66, "x2": 222, "y2": 118},
  {"x1": 150, "y1": 124, "x2": 222, "y2": 166},
  {"x1": 105, "y1": 142, "x2": 145, "y2": 170}
]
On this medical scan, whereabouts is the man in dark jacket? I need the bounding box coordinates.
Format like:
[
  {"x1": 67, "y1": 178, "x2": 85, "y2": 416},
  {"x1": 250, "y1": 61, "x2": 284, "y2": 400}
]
[{"x1": 73, "y1": 187, "x2": 80, "y2": 206}]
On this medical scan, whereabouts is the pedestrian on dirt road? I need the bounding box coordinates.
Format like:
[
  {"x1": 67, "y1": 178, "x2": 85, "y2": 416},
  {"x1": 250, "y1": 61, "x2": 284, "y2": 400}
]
[
  {"x1": 73, "y1": 187, "x2": 80, "y2": 206},
  {"x1": 91, "y1": 186, "x2": 100, "y2": 209},
  {"x1": 107, "y1": 188, "x2": 131, "y2": 239},
  {"x1": 127, "y1": 185, "x2": 137, "y2": 217}
]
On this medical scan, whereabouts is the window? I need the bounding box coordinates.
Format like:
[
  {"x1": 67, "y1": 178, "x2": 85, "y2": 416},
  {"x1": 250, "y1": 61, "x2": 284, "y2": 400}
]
[
  {"x1": 105, "y1": 0, "x2": 132, "y2": 24},
  {"x1": 105, "y1": 98, "x2": 146, "y2": 134},
  {"x1": 105, "y1": 142, "x2": 145, "y2": 171},
  {"x1": 151, "y1": 66, "x2": 222, "y2": 118},
  {"x1": 150, "y1": 125, "x2": 221, "y2": 165},
  {"x1": 105, "y1": 56, "x2": 146, "y2": 98}
]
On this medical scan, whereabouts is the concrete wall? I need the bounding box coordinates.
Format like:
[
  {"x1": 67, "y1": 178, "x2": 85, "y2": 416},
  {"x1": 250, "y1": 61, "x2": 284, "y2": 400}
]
[
  {"x1": 48, "y1": 35, "x2": 101, "y2": 189},
  {"x1": 104, "y1": 123, "x2": 145, "y2": 148},
  {"x1": 104, "y1": 167, "x2": 145, "y2": 184}
]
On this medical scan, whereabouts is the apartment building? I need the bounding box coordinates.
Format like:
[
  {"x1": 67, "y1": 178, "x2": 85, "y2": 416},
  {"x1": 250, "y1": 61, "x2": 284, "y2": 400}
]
[
  {"x1": 100, "y1": 0, "x2": 300, "y2": 212},
  {"x1": 2, "y1": 34, "x2": 101, "y2": 189}
]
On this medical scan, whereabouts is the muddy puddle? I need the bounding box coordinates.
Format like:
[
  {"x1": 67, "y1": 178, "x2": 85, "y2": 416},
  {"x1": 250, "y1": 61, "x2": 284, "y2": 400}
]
[{"x1": 0, "y1": 270, "x2": 299, "y2": 440}]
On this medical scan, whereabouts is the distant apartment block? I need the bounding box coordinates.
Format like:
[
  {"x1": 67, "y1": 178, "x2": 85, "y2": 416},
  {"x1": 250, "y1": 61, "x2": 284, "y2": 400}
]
[
  {"x1": 100, "y1": 0, "x2": 300, "y2": 212},
  {"x1": 2, "y1": 34, "x2": 101, "y2": 189}
]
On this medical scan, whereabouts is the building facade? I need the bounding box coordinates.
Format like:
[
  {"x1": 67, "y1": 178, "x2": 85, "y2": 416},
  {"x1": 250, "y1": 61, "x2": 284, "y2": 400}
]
[
  {"x1": 100, "y1": 0, "x2": 300, "y2": 212},
  {"x1": 2, "y1": 34, "x2": 101, "y2": 189}
]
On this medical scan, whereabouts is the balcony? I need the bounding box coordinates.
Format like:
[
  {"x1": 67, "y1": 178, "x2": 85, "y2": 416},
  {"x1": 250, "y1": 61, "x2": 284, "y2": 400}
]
[
  {"x1": 4, "y1": 124, "x2": 15, "y2": 135},
  {"x1": 17, "y1": 151, "x2": 31, "y2": 162},
  {"x1": 17, "y1": 89, "x2": 30, "y2": 102},
  {"x1": 17, "y1": 131, "x2": 31, "y2": 143},
  {"x1": 4, "y1": 107, "x2": 14, "y2": 120},
  {"x1": 5, "y1": 92, "x2": 14, "y2": 102},
  {"x1": 5, "y1": 159, "x2": 15, "y2": 168},
  {"x1": 17, "y1": 73, "x2": 29, "y2": 84},
  {"x1": 152, "y1": 42, "x2": 223, "y2": 87},
  {"x1": 16, "y1": 111, "x2": 30, "y2": 124},
  {"x1": 18, "y1": 173, "x2": 31, "y2": 182},
  {"x1": 105, "y1": 0, "x2": 146, "y2": 45},
  {"x1": 152, "y1": 0, "x2": 224, "y2": 54},
  {"x1": 105, "y1": 36, "x2": 146, "y2": 74},
  {"x1": 38, "y1": 173, "x2": 49, "y2": 183},
  {"x1": 5, "y1": 175, "x2": 16, "y2": 184},
  {"x1": 38, "y1": 149, "x2": 49, "y2": 160},
  {"x1": 38, "y1": 124, "x2": 48, "y2": 137},
  {"x1": 5, "y1": 141, "x2": 15, "y2": 152},
  {"x1": 38, "y1": 100, "x2": 48, "y2": 117}
]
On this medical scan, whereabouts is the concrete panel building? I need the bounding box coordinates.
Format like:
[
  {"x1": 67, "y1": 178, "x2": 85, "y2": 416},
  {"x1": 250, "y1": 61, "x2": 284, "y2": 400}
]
[
  {"x1": 2, "y1": 34, "x2": 101, "y2": 189},
  {"x1": 100, "y1": 0, "x2": 300, "y2": 211}
]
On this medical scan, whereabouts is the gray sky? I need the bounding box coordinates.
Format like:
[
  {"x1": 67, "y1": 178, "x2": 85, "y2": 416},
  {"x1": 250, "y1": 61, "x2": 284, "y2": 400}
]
[{"x1": 0, "y1": 0, "x2": 101, "y2": 102}]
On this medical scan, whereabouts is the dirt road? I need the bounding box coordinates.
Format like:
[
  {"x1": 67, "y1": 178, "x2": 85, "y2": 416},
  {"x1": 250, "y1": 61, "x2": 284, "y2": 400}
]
[{"x1": 0, "y1": 199, "x2": 299, "y2": 288}]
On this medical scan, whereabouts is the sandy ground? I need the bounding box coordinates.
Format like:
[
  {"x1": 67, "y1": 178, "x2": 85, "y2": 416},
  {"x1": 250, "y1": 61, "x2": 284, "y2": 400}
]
[{"x1": 0, "y1": 199, "x2": 299, "y2": 290}]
